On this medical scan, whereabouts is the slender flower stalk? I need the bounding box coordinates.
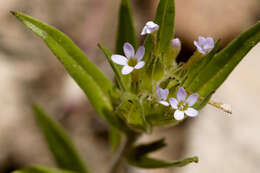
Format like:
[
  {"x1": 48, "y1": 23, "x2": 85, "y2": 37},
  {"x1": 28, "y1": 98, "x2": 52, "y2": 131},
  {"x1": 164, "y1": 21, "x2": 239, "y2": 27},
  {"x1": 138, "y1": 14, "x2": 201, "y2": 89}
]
[
  {"x1": 208, "y1": 100, "x2": 232, "y2": 114},
  {"x1": 184, "y1": 36, "x2": 215, "y2": 70}
]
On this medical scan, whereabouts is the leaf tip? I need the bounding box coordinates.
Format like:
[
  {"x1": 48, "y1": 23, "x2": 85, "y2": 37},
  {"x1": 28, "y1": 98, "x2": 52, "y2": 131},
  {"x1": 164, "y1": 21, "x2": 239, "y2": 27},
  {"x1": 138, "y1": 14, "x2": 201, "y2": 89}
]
[
  {"x1": 192, "y1": 156, "x2": 199, "y2": 163},
  {"x1": 97, "y1": 43, "x2": 102, "y2": 49},
  {"x1": 10, "y1": 11, "x2": 16, "y2": 16}
]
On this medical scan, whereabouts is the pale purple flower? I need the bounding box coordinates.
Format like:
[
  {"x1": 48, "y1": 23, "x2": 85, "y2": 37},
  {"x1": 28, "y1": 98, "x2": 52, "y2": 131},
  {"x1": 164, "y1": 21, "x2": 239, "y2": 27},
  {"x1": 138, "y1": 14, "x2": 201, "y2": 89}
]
[
  {"x1": 169, "y1": 87, "x2": 199, "y2": 120},
  {"x1": 171, "y1": 38, "x2": 181, "y2": 50},
  {"x1": 194, "y1": 36, "x2": 214, "y2": 54},
  {"x1": 141, "y1": 21, "x2": 159, "y2": 35},
  {"x1": 111, "y1": 43, "x2": 145, "y2": 75},
  {"x1": 156, "y1": 86, "x2": 169, "y2": 106}
]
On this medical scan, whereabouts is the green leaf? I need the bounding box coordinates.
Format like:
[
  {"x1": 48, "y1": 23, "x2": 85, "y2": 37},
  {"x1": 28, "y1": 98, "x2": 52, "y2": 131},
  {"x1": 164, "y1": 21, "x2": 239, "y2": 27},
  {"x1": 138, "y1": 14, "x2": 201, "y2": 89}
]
[
  {"x1": 127, "y1": 139, "x2": 198, "y2": 169},
  {"x1": 194, "y1": 92, "x2": 214, "y2": 110},
  {"x1": 184, "y1": 40, "x2": 220, "y2": 88},
  {"x1": 155, "y1": 0, "x2": 175, "y2": 53},
  {"x1": 128, "y1": 156, "x2": 198, "y2": 169},
  {"x1": 189, "y1": 22, "x2": 260, "y2": 97},
  {"x1": 13, "y1": 166, "x2": 76, "y2": 173},
  {"x1": 32, "y1": 105, "x2": 88, "y2": 173},
  {"x1": 12, "y1": 12, "x2": 124, "y2": 129},
  {"x1": 11, "y1": 11, "x2": 113, "y2": 98},
  {"x1": 131, "y1": 138, "x2": 166, "y2": 156},
  {"x1": 98, "y1": 44, "x2": 130, "y2": 90},
  {"x1": 115, "y1": 0, "x2": 138, "y2": 54},
  {"x1": 109, "y1": 127, "x2": 122, "y2": 152}
]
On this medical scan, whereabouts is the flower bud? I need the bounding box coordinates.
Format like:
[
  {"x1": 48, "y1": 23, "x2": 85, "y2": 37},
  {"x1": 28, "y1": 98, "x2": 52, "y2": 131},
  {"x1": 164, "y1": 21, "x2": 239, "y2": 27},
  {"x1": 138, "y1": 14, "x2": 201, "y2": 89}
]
[{"x1": 171, "y1": 38, "x2": 181, "y2": 50}]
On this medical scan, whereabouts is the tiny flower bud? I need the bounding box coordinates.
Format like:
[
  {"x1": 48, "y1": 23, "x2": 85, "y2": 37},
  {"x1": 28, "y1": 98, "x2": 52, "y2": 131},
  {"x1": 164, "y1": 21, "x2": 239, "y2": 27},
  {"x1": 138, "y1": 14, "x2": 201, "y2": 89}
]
[
  {"x1": 141, "y1": 21, "x2": 159, "y2": 35},
  {"x1": 171, "y1": 38, "x2": 181, "y2": 50}
]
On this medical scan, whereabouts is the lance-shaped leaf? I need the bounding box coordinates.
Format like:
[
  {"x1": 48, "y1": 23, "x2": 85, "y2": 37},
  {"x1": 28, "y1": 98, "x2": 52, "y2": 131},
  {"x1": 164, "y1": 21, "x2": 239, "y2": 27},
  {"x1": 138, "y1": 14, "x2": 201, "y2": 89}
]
[
  {"x1": 98, "y1": 44, "x2": 130, "y2": 90},
  {"x1": 32, "y1": 105, "x2": 88, "y2": 173},
  {"x1": 184, "y1": 40, "x2": 220, "y2": 88},
  {"x1": 11, "y1": 11, "x2": 113, "y2": 98},
  {"x1": 189, "y1": 22, "x2": 260, "y2": 97},
  {"x1": 12, "y1": 12, "x2": 125, "y2": 129},
  {"x1": 115, "y1": 0, "x2": 138, "y2": 54},
  {"x1": 194, "y1": 92, "x2": 214, "y2": 110},
  {"x1": 155, "y1": 0, "x2": 175, "y2": 53},
  {"x1": 126, "y1": 139, "x2": 198, "y2": 169},
  {"x1": 131, "y1": 138, "x2": 166, "y2": 156},
  {"x1": 13, "y1": 166, "x2": 76, "y2": 173}
]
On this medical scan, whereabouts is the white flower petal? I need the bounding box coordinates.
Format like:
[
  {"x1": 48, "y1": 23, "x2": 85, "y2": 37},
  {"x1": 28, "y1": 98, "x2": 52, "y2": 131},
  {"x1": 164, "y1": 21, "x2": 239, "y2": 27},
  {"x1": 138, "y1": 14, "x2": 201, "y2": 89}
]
[
  {"x1": 161, "y1": 88, "x2": 169, "y2": 101},
  {"x1": 123, "y1": 42, "x2": 135, "y2": 58},
  {"x1": 174, "y1": 110, "x2": 185, "y2": 120},
  {"x1": 177, "y1": 87, "x2": 186, "y2": 101},
  {"x1": 122, "y1": 65, "x2": 134, "y2": 75},
  {"x1": 156, "y1": 87, "x2": 169, "y2": 101},
  {"x1": 159, "y1": 101, "x2": 169, "y2": 106},
  {"x1": 111, "y1": 55, "x2": 128, "y2": 65},
  {"x1": 185, "y1": 108, "x2": 198, "y2": 117},
  {"x1": 141, "y1": 26, "x2": 147, "y2": 35},
  {"x1": 186, "y1": 93, "x2": 199, "y2": 106},
  {"x1": 169, "y1": 98, "x2": 178, "y2": 109},
  {"x1": 134, "y1": 61, "x2": 145, "y2": 69},
  {"x1": 156, "y1": 87, "x2": 163, "y2": 100},
  {"x1": 135, "y1": 46, "x2": 145, "y2": 61},
  {"x1": 194, "y1": 40, "x2": 206, "y2": 54},
  {"x1": 194, "y1": 36, "x2": 214, "y2": 54},
  {"x1": 198, "y1": 36, "x2": 206, "y2": 43}
]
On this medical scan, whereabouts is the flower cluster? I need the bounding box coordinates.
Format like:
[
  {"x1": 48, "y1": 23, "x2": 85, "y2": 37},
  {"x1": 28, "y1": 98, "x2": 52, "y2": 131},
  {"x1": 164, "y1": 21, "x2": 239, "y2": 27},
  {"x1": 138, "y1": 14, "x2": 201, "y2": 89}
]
[{"x1": 111, "y1": 21, "x2": 214, "y2": 121}]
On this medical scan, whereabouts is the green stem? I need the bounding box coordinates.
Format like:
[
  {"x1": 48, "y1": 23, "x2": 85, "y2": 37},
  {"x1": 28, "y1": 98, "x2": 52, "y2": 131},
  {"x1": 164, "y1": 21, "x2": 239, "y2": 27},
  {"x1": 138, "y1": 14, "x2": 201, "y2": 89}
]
[
  {"x1": 183, "y1": 51, "x2": 204, "y2": 70},
  {"x1": 131, "y1": 70, "x2": 139, "y2": 93},
  {"x1": 109, "y1": 132, "x2": 139, "y2": 173}
]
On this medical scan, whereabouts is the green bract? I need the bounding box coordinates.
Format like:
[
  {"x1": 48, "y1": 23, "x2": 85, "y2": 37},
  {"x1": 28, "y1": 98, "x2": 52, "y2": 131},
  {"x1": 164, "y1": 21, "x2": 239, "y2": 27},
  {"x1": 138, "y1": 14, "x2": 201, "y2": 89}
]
[{"x1": 11, "y1": 0, "x2": 260, "y2": 172}]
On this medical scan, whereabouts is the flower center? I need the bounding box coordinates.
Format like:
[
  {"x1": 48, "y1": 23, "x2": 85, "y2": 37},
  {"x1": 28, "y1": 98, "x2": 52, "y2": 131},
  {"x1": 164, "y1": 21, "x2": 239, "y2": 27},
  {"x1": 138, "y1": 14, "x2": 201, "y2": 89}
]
[
  {"x1": 128, "y1": 58, "x2": 138, "y2": 67},
  {"x1": 178, "y1": 101, "x2": 188, "y2": 111}
]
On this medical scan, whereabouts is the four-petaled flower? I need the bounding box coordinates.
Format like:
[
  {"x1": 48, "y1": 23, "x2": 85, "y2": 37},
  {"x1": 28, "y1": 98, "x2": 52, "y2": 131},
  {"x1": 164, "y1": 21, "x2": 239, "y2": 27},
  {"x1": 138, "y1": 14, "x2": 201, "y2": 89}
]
[
  {"x1": 111, "y1": 43, "x2": 145, "y2": 75},
  {"x1": 169, "y1": 87, "x2": 199, "y2": 120},
  {"x1": 141, "y1": 21, "x2": 159, "y2": 35},
  {"x1": 156, "y1": 86, "x2": 169, "y2": 106},
  {"x1": 194, "y1": 36, "x2": 214, "y2": 54}
]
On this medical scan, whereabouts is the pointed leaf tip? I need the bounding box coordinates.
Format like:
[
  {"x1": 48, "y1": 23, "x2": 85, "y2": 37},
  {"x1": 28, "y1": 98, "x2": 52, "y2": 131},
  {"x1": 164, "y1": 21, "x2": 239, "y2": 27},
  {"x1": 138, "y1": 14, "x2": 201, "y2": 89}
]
[{"x1": 10, "y1": 11, "x2": 16, "y2": 15}]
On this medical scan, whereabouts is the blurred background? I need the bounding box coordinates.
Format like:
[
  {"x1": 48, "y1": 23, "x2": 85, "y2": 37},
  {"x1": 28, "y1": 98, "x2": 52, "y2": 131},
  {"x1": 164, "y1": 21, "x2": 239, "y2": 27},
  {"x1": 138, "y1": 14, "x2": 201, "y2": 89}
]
[{"x1": 0, "y1": 0, "x2": 260, "y2": 173}]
